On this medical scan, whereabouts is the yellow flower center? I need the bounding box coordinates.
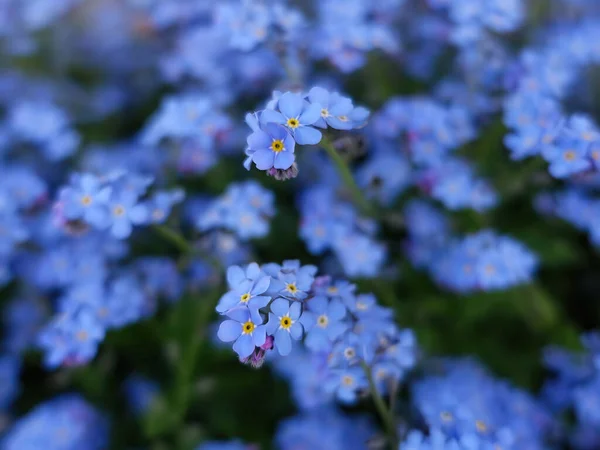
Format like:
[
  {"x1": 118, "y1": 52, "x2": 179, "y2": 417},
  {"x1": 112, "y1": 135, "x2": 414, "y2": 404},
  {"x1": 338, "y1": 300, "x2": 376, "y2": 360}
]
[
  {"x1": 242, "y1": 321, "x2": 255, "y2": 334},
  {"x1": 440, "y1": 411, "x2": 453, "y2": 422},
  {"x1": 563, "y1": 150, "x2": 576, "y2": 161},
  {"x1": 81, "y1": 195, "x2": 92, "y2": 206},
  {"x1": 271, "y1": 139, "x2": 284, "y2": 153},
  {"x1": 320, "y1": 108, "x2": 329, "y2": 117},
  {"x1": 327, "y1": 286, "x2": 338, "y2": 294},
  {"x1": 476, "y1": 420, "x2": 488, "y2": 433},
  {"x1": 317, "y1": 315, "x2": 329, "y2": 328},
  {"x1": 338, "y1": 115, "x2": 349, "y2": 122},
  {"x1": 152, "y1": 209, "x2": 165, "y2": 220},
  {"x1": 286, "y1": 283, "x2": 298, "y2": 294},
  {"x1": 342, "y1": 375, "x2": 354, "y2": 386},
  {"x1": 240, "y1": 293, "x2": 251, "y2": 303},
  {"x1": 76, "y1": 330, "x2": 88, "y2": 341},
  {"x1": 280, "y1": 316, "x2": 293, "y2": 329},
  {"x1": 356, "y1": 301, "x2": 368, "y2": 311},
  {"x1": 592, "y1": 150, "x2": 600, "y2": 160},
  {"x1": 286, "y1": 118, "x2": 300, "y2": 128},
  {"x1": 484, "y1": 264, "x2": 496, "y2": 274},
  {"x1": 113, "y1": 205, "x2": 125, "y2": 216}
]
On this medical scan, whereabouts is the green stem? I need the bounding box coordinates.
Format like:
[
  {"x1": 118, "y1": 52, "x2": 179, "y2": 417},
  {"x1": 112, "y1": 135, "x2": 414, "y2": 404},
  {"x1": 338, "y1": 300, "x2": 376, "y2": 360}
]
[
  {"x1": 321, "y1": 137, "x2": 376, "y2": 218},
  {"x1": 361, "y1": 361, "x2": 398, "y2": 449},
  {"x1": 153, "y1": 225, "x2": 194, "y2": 255}
]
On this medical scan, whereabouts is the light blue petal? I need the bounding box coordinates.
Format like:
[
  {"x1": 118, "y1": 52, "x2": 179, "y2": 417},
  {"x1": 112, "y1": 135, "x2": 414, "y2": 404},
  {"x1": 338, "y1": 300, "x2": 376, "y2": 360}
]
[
  {"x1": 294, "y1": 126, "x2": 322, "y2": 145},
  {"x1": 278, "y1": 92, "x2": 303, "y2": 118},
  {"x1": 249, "y1": 295, "x2": 270, "y2": 310},
  {"x1": 217, "y1": 320, "x2": 241, "y2": 342},
  {"x1": 283, "y1": 133, "x2": 296, "y2": 153},
  {"x1": 327, "y1": 322, "x2": 348, "y2": 340},
  {"x1": 289, "y1": 301, "x2": 302, "y2": 319},
  {"x1": 227, "y1": 266, "x2": 245, "y2": 287},
  {"x1": 260, "y1": 109, "x2": 286, "y2": 125},
  {"x1": 111, "y1": 219, "x2": 132, "y2": 239},
  {"x1": 328, "y1": 300, "x2": 347, "y2": 320},
  {"x1": 252, "y1": 276, "x2": 270, "y2": 295},
  {"x1": 308, "y1": 87, "x2": 330, "y2": 107},
  {"x1": 299, "y1": 102, "x2": 321, "y2": 125},
  {"x1": 253, "y1": 149, "x2": 275, "y2": 170},
  {"x1": 252, "y1": 325, "x2": 267, "y2": 347},
  {"x1": 270, "y1": 298, "x2": 289, "y2": 316},
  {"x1": 233, "y1": 334, "x2": 255, "y2": 358},
  {"x1": 266, "y1": 313, "x2": 279, "y2": 334},
  {"x1": 246, "y1": 262, "x2": 261, "y2": 279},
  {"x1": 274, "y1": 151, "x2": 294, "y2": 170},
  {"x1": 129, "y1": 204, "x2": 148, "y2": 225},
  {"x1": 226, "y1": 306, "x2": 250, "y2": 323},
  {"x1": 308, "y1": 295, "x2": 328, "y2": 314},
  {"x1": 216, "y1": 292, "x2": 239, "y2": 313},
  {"x1": 275, "y1": 329, "x2": 292, "y2": 355},
  {"x1": 289, "y1": 322, "x2": 303, "y2": 340},
  {"x1": 299, "y1": 311, "x2": 315, "y2": 330},
  {"x1": 247, "y1": 130, "x2": 271, "y2": 150}
]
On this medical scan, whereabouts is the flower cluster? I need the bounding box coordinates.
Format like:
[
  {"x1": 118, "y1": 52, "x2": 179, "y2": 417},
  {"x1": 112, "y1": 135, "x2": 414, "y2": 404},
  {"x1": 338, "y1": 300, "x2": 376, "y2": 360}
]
[
  {"x1": 197, "y1": 181, "x2": 275, "y2": 240},
  {"x1": 244, "y1": 88, "x2": 369, "y2": 177},
  {"x1": 543, "y1": 333, "x2": 600, "y2": 449},
  {"x1": 2, "y1": 394, "x2": 108, "y2": 450},
  {"x1": 217, "y1": 261, "x2": 418, "y2": 405}
]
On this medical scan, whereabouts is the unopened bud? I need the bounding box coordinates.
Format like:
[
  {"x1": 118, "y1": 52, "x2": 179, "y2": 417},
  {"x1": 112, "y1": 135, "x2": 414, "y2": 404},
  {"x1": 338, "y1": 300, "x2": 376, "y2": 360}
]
[{"x1": 267, "y1": 163, "x2": 299, "y2": 181}]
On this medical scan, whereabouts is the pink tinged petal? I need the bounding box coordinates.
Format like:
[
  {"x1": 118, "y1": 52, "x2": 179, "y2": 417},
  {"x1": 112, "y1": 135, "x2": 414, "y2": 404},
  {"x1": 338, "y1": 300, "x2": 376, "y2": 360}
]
[
  {"x1": 259, "y1": 109, "x2": 286, "y2": 125},
  {"x1": 274, "y1": 151, "x2": 295, "y2": 170},
  {"x1": 289, "y1": 322, "x2": 303, "y2": 340},
  {"x1": 278, "y1": 92, "x2": 303, "y2": 118},
  {"x1": 275, "y1": 329, "x2": 292, "y2": 355},
  {"x1": 308, "y1": 87, "x2": 330, "y2": 106},
  {"x1": 227, "y1": 266, "x2": 245, "y2": 287},
  {"x1": 247, "y1": 130, "x2": 272, "y2": 150},
  {"x1": 252, "y1": 325, "x2": 267, "y2": 347},
  {"x1": 299, "y1": 102, "x2": 321, "y2": 125},
  {"x1": 294, "y1": 126, "x2": 322, "y2": 145},
  {"x1": 289, "y1": 301, "x2": 302, "y2": 319},
  {"x1": 252, "y1": 276, "x2": 270, "y2": 295},
  {"x1": 253, "y1": 149, "x2": 275, "y2": 170},
  {"x1": 270, "y1": 298, "x2": 289, "y2": 316},
  {"x1": 233, "y1": 334, "x2": 255, "y2": 358},
  {"x1": 216, "y1": 292, "x2": 239, "y2": 313},
  {"x1": 217, "y1": 320, "x2": 241, "y2": 342},
  {"x1": 328, "y1": 300, "x2": 347, "y2": 320}
]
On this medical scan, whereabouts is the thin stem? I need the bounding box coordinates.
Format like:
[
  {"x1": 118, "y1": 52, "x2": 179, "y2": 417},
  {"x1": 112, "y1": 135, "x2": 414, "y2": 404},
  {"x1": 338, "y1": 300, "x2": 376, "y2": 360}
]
[
  {"x1": 320, "y1": 137, "x2": 376, "y2": 218},
  {"x1": 153, "y1": 225, "x2": 194, "y2": 255},
  {"x1": 361, "y1": 361, "x2": 399, "y2": 449}
]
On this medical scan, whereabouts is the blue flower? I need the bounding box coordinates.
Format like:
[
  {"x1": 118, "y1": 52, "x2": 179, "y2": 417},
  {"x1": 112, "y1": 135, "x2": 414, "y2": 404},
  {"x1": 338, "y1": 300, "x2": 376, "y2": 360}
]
[
  {"x1": 324, "y1": 367, "x2": 368, "y2": 404},
  {"x1": 266, "y1": 298, "x2": 304, "y2": 356},
  {"x1": 542, "y1": 139, "x2": 592, "y2": 178},
  {"x1": 301, "y1": 295, "x2": 348, "y2": 351},
  {"x1": 58, "y1": 173, "x2": 111, "y2": 228},
  {"x1": 218, "y1": 307, "x2": 267, "y2": 359},
  {"x1": 216, "y1": 272, "x2": 271, "y2": 318},
  {"x1": 248, "y1": 123, "x2": 296, "y2": 170},
  {"x1": 268, "y1": 265, "x2": 316, "y2": 300},
  {"x1": 260, "y1": 92, "x2": 322, "y2": 145},
  {"x1": 145, "y1": 189, "x2": 184, "y2": 224},
  {"x1": 106, "y1": 191, "x2": 149, "y2": 239},
  {"x1": 308, "y1": 87, "x2": 356, "y2": 130}
]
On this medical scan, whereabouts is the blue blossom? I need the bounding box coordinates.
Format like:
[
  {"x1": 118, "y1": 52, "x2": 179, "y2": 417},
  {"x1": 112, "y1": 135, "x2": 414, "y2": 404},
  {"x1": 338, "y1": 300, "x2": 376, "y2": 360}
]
[
  {"x1": 301, "y1": 295, "x2": 348, "y2": 351},
  {"x1": 248, "y1": 123, "x2": 296, "y2": 171},
  {"x1": 260, "y1": 92, "x2": 322, "y2": 145},
  {"x1": 216, "y1": 271, "x2": 270, "y2": 318},
  {"x1": 106, "y1": 190, "x2": 149, "y2": 239},
  {"x1": 308, "y1": 87, "x2": 357, "y2": 130},
  {"x1": 58, "y1": 173, "x2": 111, "y2": 229},
  {"x1": 324, "y1": 367, "x2": 368, "y2": 404},
  {"x1": 2, "y1": 394, "x2": 108, "y2": 450},
  {"x1": 266, "y1": 299, "x2": 304, "y2": 356},
  {"x1": 218, "y1": 306, "x2": 267, "y2": 359}
]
